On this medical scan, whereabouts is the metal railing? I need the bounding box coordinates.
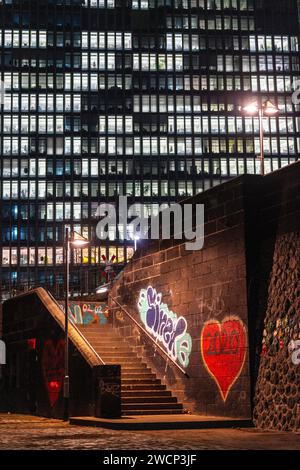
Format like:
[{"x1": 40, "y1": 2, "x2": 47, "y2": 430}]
[
  {"x1": 47, "y1": 290, "x2": 106, "y2": 365},
  {"x1": 110, "y1": 296, "x2": 189, "y2": 377}
]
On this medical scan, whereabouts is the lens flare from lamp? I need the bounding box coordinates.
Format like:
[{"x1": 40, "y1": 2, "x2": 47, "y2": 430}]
[{"x1": 242, "y1": 102, "x2": 259, "y2": 114}]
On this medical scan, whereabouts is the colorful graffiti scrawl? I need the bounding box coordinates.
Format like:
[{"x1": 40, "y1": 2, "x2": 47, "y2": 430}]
[
  {"x1": 59, "y1": 302, "x2": 109, "y2": 325},
  {"x1": 137, "y1": 286, "x2": 192, "y2": 368},
  {"x1": 262, "y1": 313, "x2": 300, "y2": 363},
  {"x1": 41, "y1": 339, "x2": 64, "y2": 407},
  {"x1": 200, "y1": 317, "x2": 247, "y2": 401}
]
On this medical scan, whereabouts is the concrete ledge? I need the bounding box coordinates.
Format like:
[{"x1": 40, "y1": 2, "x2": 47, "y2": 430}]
[{"x1": 69, "y1": 415, "x2": 253, "y2": 431}]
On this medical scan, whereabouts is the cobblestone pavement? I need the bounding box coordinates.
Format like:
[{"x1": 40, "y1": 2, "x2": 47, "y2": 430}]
[{"x1": 0, "y1": 414, "x2": 299, "y2": 450}]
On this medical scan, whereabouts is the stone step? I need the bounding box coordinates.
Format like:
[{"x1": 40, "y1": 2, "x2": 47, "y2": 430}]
[
  {"x1": 122, "y1": 409, "x2": 184, "y2": 416},
  {"x1": 122, "y1": 384, "x2": 167, "y2": 391},
  {"x1": 84, "y1": 338, "x2": 127, "y2": 344},
  {"x1": 121, "y1": 390, "x2": 171, "y2": 398},
  {"x1": 122, "y1": 396, "x2": 177, "y2": 404},
  {"x1": 122, "y1": 403, "x2": 183, "y2": 411},
  {"x1": 103, "y1": 360, "x2": 146, "y2": 366},
  {"x1": 121, "y1": 378, "x2": 162, "y2": 385},
  {"x1": 94, "y1": 348, "x2": 136, "y2": 361},
  {"x1": 121, "y1": 372, "x2": 157, "y2": 379},
  {"x1": 117, "y1": 364, "x2": 153, "y2": 375},
  {"x1": 89, "y1": 341, "x2": 134, "y2": 354}
]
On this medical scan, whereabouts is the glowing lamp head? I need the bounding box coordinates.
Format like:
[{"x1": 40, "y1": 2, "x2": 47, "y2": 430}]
[
  {"x1": 70, "y1": 231, "x2": 89, "y2": 247},
  {"x1": 263, "y1": 100, "x2": 279, "y2": 115}
]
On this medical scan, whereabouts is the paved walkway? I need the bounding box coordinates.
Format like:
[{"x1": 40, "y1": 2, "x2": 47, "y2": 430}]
[{"x1": 0, "y1": 414, "x2": 299, "y2": 450}]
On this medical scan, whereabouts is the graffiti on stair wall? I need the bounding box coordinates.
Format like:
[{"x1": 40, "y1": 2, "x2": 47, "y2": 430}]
[
  {"x1": 137, "y1": 286, "x2": 192, "y2": 368},
  {"x1": 59, "y1": 301, "x2": 109, "y2": 325},
  {"x1": 200, "y1": 317, "x2": 247, "y2": 401}
]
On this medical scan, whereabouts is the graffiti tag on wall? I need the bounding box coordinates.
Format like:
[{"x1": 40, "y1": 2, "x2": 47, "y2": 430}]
[
  {"x1": 41, "y1": 339, "x2": 64, "y2": 407},
  {"x1": 262, "y1": 314, "x2": 300, "y2": 366},
  {"x1": 288, "y1": 340, "x2": 300, "y2": 366},
  {"x1": 200, "y1": 317, "x2": 247, "y2": 401},
  {"x1": 59, "y1": 302, "x2": 109, "y2": 325},
  {"x1": 137, "y1": 286, "x2": 192, "y2": 368}
]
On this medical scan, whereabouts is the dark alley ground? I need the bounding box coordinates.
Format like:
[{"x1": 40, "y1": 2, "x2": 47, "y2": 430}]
[{"x1": 0, "y1": 414, "x2": 299, "y2": 450}]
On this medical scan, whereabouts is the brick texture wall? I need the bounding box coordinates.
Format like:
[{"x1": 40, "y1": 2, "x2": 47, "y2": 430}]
[{"x1": 109, "y1": 176, "x2": 256, "y2": 418}]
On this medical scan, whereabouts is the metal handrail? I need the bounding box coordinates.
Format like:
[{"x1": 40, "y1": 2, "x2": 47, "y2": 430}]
[
  {"x1": 110, "y1": 296, "x2": 189, "y2": 377},
  {"x1": 47, "y1": 290, "x2": 105, "y2": 365}
]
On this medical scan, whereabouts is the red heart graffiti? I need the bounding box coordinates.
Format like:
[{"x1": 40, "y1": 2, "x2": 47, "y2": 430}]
[
  {"x1": 41, "y1": 339, "x2": 65, "y2": 407},
  {"x1": 200, "y1": 317, "x2": 247, "y2": 401}
]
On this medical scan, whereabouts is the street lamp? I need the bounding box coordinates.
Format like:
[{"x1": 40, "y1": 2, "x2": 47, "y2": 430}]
[
  {"x1": 63, "y1": 228, "x2": 89, "y2": 421},
  {"x1": 241, "y1": 99, "x2": 279, "y2": 176},
  {"x1": 133, "y1": 235, "x2": 140, "y2": 252}
]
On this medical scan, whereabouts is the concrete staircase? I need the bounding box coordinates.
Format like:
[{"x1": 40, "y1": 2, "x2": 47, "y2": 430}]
[{"x1": 77, "y1": 323, "x2": 184, "y2": 416}]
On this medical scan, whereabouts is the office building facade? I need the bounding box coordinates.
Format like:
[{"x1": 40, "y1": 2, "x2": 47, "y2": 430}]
[{"x1": 0, "y1": 0, "x2": 299, "y2": 298}]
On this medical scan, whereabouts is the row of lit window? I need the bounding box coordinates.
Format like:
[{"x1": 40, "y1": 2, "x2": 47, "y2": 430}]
[
  {"x1": 3, "y1": 94, "x2": 81, "y2": 112},
  {"x1": 1, "y1": 154, "x2": 296, "y2": 182},
  {"x1": 1, "y1": 30, "x2": 81, "y2": 48},
  {"x1": 165, "y1": 15, "x2": 255, "y2": 31},
  {"x1": 2, "y1": 115, "x2": 66, "y2": 134},
  {"x1": 2, "y1": 29, "x2": 297, "y2": 54},
  {"x1": 0, "y1": 30, "x2": 133, "y2": 49},
  {"x1": 1, "y1": 158, "x2": 207, "y2": 176},
  {"x1": 0, "y1": 12, "x2": 256, "y2": 32},
  {"x1": 81, "y1": 0, "x2": 254, "y2": 9},
  {"x1": 1, "y1": 180, "x2": 197, "y2": 200},
  {"x1": 165, "y1": 34, "x2": 299, "y2": 53},
  {"x1": 5, "y1": 53, "x2": 299, "y2": 74},
  {"x1": 0, "y1": 113, "x2": 287, "y2": 137},
  {"x1": 0, "y1": 156, "x2": 295, "y2": 204},
  {"x1": 1, "y1": 179, "x2": 213, "y2": 200},
  {"x1": 82, "y1": 32, "x2": 132, "y2": 50},
  {"x1": 1, "y1": 157, "x2": 296, "y2": 202},
  {"x1": 132, "y1": 94, "x2": 295, "y2": 113},
  {"x1": 1, "y1": 135, "x2": 299, "y2": 156},
  {"x1": 97, "y1": 115, "x2": 299, "y2": 135},
  {"x1": 3, "y1": 72, "x2": 298, "y2": 93},
  {"x1": 2, "y1": 92, "x2": 295, "y2": 115},
  {"x1": 131, "y1": 75, "x2": 298, "y2": 94},
  {"x1": 1, "y1": 158, "x2": 203, "y2": 178},
  {"x1": 1, "y1": 245, "x2": 132, "y2": 267}
]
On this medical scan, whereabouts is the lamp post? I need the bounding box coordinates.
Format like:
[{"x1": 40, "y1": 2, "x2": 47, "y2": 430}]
[
  {"x1": 134, "y1": 235, "x2": 140, "y2": 252},
  {"x1": 63, "y1": 229, "x2": 89, "y2": 421},
  {"x1": 241, "y1": 100, "x2": 279, "y2": 176}
]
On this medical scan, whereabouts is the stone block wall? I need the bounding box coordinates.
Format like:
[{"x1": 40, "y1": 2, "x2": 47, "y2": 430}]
[
  {"x1": 253, "y1": 232, "x2": 300, "y2": 431},
  {"x1": 251, "y1": 164, "x2": 300, "y2": 431}
]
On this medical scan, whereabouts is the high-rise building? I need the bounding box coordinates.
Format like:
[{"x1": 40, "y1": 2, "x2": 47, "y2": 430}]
[{"x1": 0, "y1": 0, "x2": 299, "y2": 298}]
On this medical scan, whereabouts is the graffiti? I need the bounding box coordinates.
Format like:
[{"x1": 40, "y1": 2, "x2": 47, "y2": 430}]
[
  {"x1": 60, "y1": 301, "x2": 109, "y2": 325},
  {"x1": 0, "y1": 340, "x2": 6, "y2": 365},
  {"x1": 137, "y1": 286, "x2": 192, "y2": 368},
  {"x1": 99, "y1": 380, "x2": 120, "y2": 398},
  {"x1": 262, "y1": 313, "x2": 300, "y2": 357},
  {"x1": 41, "y1": 339, "x2": 65, "y2": 407},
  {"x1": 288, "y1": 340, "x2": 300, "y2": 366},
  {"x1": 200, "y1": 317, "x2": 247, "y2": 401}
]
